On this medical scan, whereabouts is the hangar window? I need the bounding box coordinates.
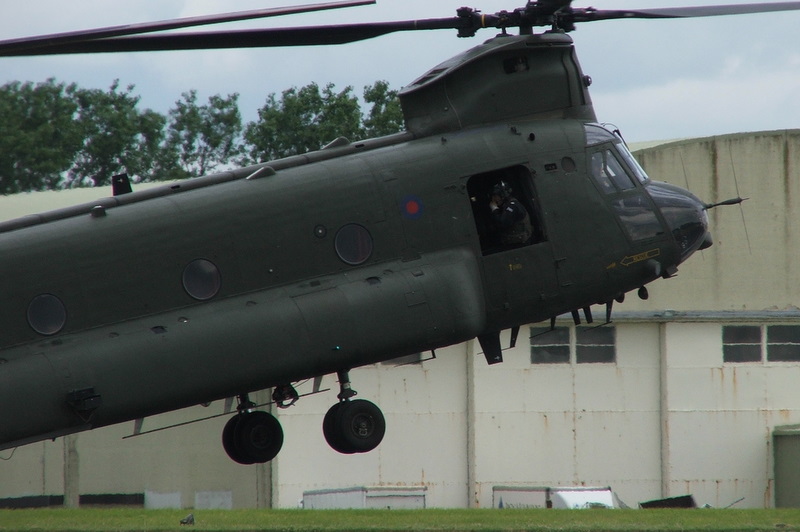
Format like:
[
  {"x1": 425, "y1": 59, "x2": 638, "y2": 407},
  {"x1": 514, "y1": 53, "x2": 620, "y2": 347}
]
[
  {"x1": 530, "y1": 325, "x2": 616, "y2": 364},
  {"x1": 722, "y1": 325, "x2": 761, "y2": 363},
  {"x1": 530, "y1": 326, "x2": 570, "y2": 364},
  {"x1": 576, "y1": 326, "x2": 615, "y2": 364},
  {"x1": 767, "y1": 325, "x2": 800, "y2": 362},
  {"x1": 380, "y1": 352, "x2": 423, "y2": 366},
  {"x1": 722, "y1": 325, "x2": 800, "y2": 363}
]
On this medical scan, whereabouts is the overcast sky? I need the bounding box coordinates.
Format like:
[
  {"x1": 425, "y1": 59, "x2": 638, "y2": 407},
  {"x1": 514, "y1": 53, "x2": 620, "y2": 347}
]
[{"x1": 2, "y1": 0, "x2": 799, "y2": 143}]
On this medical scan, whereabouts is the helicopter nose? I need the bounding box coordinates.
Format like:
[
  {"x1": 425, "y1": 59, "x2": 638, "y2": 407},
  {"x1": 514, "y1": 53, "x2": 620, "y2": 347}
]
[{"x1": 646, "y1": 182, "x2": 711, "y2": 263}]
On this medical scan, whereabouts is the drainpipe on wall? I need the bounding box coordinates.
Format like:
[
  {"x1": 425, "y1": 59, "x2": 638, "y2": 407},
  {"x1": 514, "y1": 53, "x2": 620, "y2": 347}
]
[
  {"x1": 466, "y1": 339, "x2": 478, "y2": 508},
  {"x1": 63, "y1": 434, "x2": 79, "y2": 508}
]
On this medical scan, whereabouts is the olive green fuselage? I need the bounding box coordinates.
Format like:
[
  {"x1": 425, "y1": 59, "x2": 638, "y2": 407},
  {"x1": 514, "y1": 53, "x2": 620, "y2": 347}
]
[
  {"x1": 0, "y1": 32, "x2": 708, "y2": 452},
  {"x1": 0, "y1": 117, "x2": 686, "y2": 449}
]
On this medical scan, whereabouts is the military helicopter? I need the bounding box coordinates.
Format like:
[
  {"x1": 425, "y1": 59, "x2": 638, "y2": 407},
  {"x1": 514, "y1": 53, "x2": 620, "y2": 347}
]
[{"x1": 1, "y1": 0, "x2": 798, "y2": 465}]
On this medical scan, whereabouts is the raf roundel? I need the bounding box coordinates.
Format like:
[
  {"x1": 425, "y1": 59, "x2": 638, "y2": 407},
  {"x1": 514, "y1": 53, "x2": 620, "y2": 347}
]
[{"x1": 401, "y1": 195, "x2": 424, "y2": 220}]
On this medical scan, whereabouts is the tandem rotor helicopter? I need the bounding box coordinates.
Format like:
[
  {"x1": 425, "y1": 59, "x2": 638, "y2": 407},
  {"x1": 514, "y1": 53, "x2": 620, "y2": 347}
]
[{"x1": 1, "y1": 0, "x2": 798, "y2": 465}]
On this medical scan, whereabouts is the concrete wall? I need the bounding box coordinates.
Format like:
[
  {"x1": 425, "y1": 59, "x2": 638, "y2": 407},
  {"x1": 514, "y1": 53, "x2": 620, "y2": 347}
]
[
  {"x1": 659, "y1": 321, "x2": 800, "y2": 508},
  {"x1": 468, "y1": 324, "x2": 662, "y2": 507},
  {"x1": 0, "y1": 395, "x2": 272, "y2": 509},
  {"x1": 273, "y1": 344, "x2": 470, "y2": 508},
  {"x1": 630, "y1": 130, "x2": 800, "y2": 312},
  {"x1": 272, "y1": 318, "x2": 800, "y2": 509}
]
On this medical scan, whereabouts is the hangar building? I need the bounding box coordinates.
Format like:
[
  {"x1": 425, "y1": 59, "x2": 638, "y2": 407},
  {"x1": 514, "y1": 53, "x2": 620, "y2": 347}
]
[{"x1": 0, "y1": 129, "x2": 798, "y2": 509}]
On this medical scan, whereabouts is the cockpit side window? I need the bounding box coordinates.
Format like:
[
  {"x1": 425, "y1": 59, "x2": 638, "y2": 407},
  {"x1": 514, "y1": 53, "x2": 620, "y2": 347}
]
[
  {"x1": 584, "y1": 122, "x2": 649, "y2": 185},
  {"x1": 584, "y1": 123, "x2": 617, "y2": 146},
  {"x1": 615, "y1": 141, "x2": 649, "y2": 184},
  {"x1": 590, "y1": 152, "x2": 615, "y2": 194},
  {"x1": 590, "y1": 149, "x2": 635, "y2": 193},
  {"x1": 611, "y1": 195, "x2": 663, "y2": 242},
  {"x1": 605, "y1": 150, "x2": 636, "y2": 191},
  {"x1": 588, "y1": 144, "x2": 664, "y2": 242}
]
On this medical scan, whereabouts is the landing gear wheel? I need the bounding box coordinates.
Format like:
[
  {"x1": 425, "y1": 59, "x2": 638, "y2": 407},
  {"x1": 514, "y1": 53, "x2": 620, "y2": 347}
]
[
  {"x1": 222, "y1": 414, "x2": 251, "y2": 465},
  {"x1": 322, "y1": 402, "x2": 353, "y2": 454},
  {"x1": 236, "y1": 411, "x2": 284, "y2": 463},
  {"x1": 323, "y1": 399, "x2": 385, "y2": 454},
  {"x1": 222, "y1": 411, "x2": 283, "y2": 464},
  {"x1": 339, "y1": 399, "x2": 385, "y2": 453}
]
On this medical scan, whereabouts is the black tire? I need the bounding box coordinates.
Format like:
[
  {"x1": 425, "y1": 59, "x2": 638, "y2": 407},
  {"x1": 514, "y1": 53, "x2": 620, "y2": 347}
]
[
  {"x1": 323, "y1": 401, "x2": 355, "y2": 454},
  {"x1": 234, "y1": 411, "x2": 284, "y2": 464},
  {"x1": 336, "y1": 399, "x2": 385, "y2": 453},
  {"x1": 222, "y1": 414, "x2": 253, "y2": 465}
]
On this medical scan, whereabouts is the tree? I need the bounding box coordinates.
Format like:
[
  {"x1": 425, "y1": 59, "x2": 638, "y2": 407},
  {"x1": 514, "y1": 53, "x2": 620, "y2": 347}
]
[
  {"x1": 66, "y1": 81, "x2": 165, "y2": 188},
  {"x1": 242, "y1": 81, "x2": 405, "y2": 164},
  {"x1": 242, "y1": 82, "x2": 364, "y2": 163},
  {"x1": 362, "y1": 80, "x2": 404, "y2": 138},
  {"x1": 0, "y1": 79, "x2": 83, "y2": 193},
  {"x1": 160, "y1": 90, "x2": 243, "y2": 180},
  {"x1": 0, "y1": 78, "x2": 405, "y2": 192}
]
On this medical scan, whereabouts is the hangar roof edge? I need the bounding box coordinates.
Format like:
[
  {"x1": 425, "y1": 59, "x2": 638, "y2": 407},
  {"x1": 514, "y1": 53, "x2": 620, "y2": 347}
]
[
  {"x1": 631, "y1": 128, "x2": 800, "y2": 154},
  {"x1": 589, "y1": 309, "x2": 800, "y2": 323}
]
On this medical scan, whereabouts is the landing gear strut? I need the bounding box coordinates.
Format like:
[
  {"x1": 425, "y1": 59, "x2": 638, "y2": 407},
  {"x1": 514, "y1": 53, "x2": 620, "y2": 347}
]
[
  {"x1": 222, "y1": 394, "x2": 283, "y2": 465},
  {"x1": 322, "y1": 370, "x2": 385, "y2": 454}
]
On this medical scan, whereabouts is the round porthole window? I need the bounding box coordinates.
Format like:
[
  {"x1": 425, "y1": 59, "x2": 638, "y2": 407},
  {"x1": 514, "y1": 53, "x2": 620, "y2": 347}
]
[
  {"x1": 183, "y1": 259, "x2": 222, "y2": 300},
  {"x1": 27, "y1": 293, "x2": 67, "y2": 335},
  {"x1": 335, "y1": 223, "x2": 373, "y2": 265}
]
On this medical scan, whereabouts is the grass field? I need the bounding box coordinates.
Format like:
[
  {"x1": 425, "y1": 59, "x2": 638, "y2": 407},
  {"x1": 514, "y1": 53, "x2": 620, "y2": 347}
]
[{"x1": 0, "y1": 508, "x2": 799, "y2": 532}]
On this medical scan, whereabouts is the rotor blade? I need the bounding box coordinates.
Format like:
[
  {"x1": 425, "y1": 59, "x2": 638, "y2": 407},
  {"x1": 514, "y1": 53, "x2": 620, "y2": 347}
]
[
  {"x1": 0, "y1": 0, "x2": 375, "y2": 55},
  {"x1": 574, "y1": 2, "x2": 800, "y2": 22},
  {"x1": 0, "y1": 19, "x2": 466, "y2": 56},
  {"x1": 8, "y1": 0, "x2": 798, "y2": 57}
]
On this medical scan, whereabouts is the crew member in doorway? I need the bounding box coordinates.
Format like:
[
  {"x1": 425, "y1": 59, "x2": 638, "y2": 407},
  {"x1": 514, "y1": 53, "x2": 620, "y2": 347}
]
[{"x1": 488, "y1": 181, "x2": 532, "y2": 246}]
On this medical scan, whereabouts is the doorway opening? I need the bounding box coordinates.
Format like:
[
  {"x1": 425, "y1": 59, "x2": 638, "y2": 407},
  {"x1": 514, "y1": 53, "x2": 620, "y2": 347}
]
[{"x1": 466, "y1": 165, "x2": 546, "y2": 255}]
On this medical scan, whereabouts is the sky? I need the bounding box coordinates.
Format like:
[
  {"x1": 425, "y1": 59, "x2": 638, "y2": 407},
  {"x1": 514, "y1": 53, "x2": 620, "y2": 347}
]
[{"x1": 1, "y1": 0, "x2": 799, "y2": 143}]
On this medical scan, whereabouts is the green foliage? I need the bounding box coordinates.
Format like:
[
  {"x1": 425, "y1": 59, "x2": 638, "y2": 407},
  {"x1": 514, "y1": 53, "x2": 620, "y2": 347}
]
[
  {"x1": 243, "y1": 80, "x2": 404, "y2": 163},
  {"x1": 0, "y1": 78, "x2": 405, "y2": 193},
  {"x1": 0, "y1": 508, "x2": 800, "y2": 531},
  {"x1": 66, "y1": 80, "x2": 166, "y2": 188},
  {"x1": 161, "y1": 90, "x2": 243, "y2": 180},
  {"x1": 0, "y1": 79, "x2": 82, "y2": 193},
  {"x1": 362, "y1": 80, "x2": 404, "y2": 138},
  {"x1": 243, "y1": 82, "x2": 363, "y2": 163}
]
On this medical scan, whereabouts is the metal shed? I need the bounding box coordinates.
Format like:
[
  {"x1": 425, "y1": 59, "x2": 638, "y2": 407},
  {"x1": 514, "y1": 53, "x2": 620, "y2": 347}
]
[
  {"x1": 774, "y1": 425, "x2": 800, "y2": 508},
  {"x1": 302, "y1": 486, "x2": 427, "y2": 509}
]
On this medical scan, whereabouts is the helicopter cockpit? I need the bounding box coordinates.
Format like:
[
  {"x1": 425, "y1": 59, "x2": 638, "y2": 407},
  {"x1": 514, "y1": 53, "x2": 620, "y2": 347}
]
[
  {"x1": 585, "y1": 123, "x2": 711, "y2": 265},
  {"x1": 585, "y1": 123, "x2": 648, "y2": 187},
  {"x1": 585, "y1": 123, "x2": 663, "y2": 242}
]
